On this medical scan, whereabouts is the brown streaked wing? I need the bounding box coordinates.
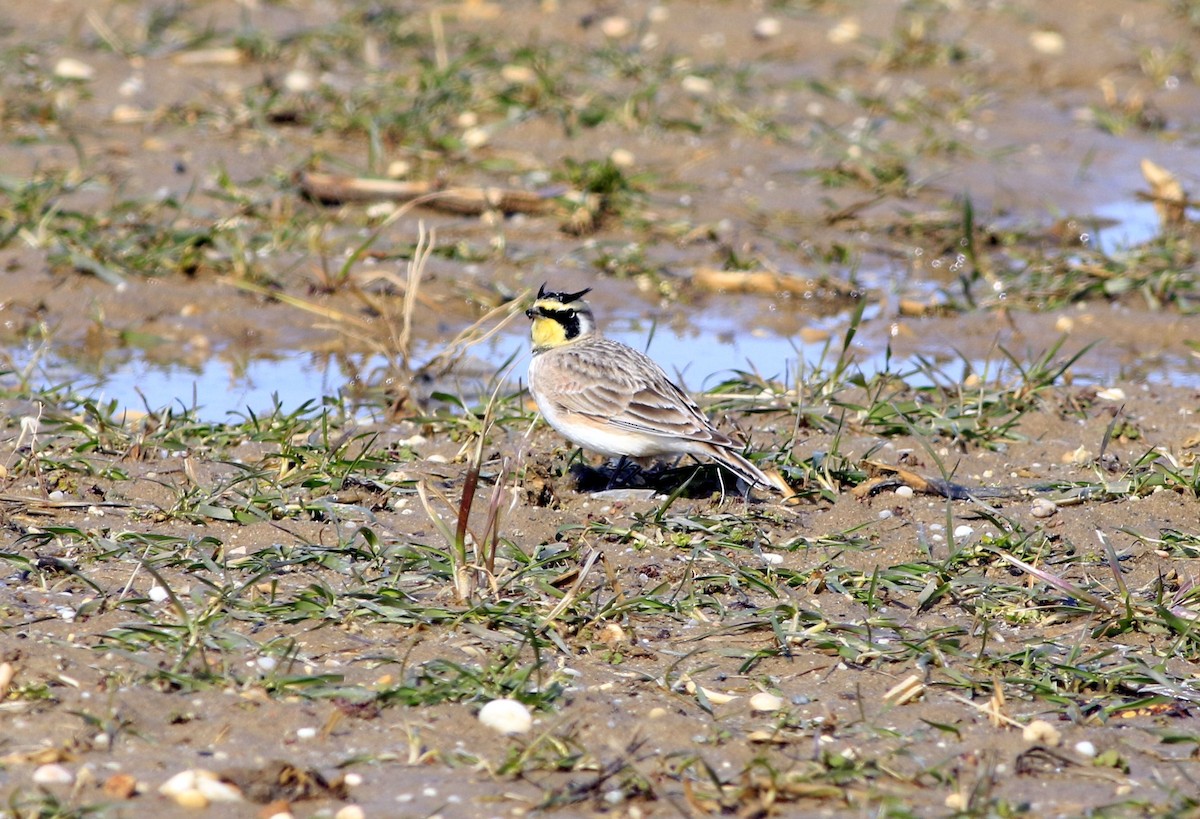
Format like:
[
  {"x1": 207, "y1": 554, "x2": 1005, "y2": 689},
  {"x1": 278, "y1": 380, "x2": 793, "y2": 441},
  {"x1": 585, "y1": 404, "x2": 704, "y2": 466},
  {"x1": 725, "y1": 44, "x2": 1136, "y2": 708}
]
[{"x1": 545, "y1": 339, "x2": 735, "y2": 446}]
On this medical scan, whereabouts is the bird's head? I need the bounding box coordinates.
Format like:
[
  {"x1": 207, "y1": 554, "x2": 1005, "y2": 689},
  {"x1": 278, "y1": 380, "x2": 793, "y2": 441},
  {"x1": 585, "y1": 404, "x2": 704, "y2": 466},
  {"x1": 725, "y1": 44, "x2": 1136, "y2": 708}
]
[{"x1": 526, "y1": 284, "x2": 595, "y2": 351}]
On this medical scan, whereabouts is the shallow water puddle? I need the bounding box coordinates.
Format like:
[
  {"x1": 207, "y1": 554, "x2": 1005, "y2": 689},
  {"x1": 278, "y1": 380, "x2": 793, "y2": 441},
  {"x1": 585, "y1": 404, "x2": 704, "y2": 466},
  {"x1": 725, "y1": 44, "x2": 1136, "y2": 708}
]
[{"x1": 10, "y1": 290, "x2": 1200, "y2": 421}]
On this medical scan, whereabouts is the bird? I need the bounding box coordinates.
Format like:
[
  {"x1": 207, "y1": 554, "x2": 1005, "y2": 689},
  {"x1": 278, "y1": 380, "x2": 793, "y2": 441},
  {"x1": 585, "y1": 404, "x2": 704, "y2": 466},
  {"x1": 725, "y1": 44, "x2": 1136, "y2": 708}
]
[{"x1": 525, "y1": 284, "x2": 791, "y2": 495}]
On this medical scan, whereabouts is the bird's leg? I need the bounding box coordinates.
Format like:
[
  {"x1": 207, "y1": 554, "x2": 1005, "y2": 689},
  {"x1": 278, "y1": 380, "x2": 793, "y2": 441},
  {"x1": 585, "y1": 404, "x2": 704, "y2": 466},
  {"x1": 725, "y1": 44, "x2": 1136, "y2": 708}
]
[{"x1": 606, "y1": 455, "x2": 631, "y2": 489}]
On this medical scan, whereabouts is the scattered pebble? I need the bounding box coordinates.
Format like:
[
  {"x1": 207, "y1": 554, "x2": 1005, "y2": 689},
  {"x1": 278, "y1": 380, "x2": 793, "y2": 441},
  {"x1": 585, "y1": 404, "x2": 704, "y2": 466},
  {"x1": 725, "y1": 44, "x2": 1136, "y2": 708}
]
[
  {"x1": 598, "y1": 622, "x2": 627, "y2": 645},
  {"x1": 753, "y1": 17, "x2": 782, "y2": 39},
  {"x1": 894, "y1": 485, "x2": 914, "y2": 498},
  {"x1": 1029, "y1": 29, "x2": 1066, "y2": 55},
  {"x1": 295, "y1": 727, "x2": 318, "y2": 740},
  {"x1": 827, "y1": 18, "x2": 860, "y2": 45},
  {"x1": 1022, "y1": 719, "x2": 1062, "y2": 747},
  {"x1": 760, "y1": 552, "x2": 784, "y2": 565},
  {"x1": 609, "y1": 148, "x2": 635, "y2": 168},
  {"x1": 1096, "y1": 387, "x2": 1126, "y2": 401},
  {"x1": 1030, "y1": 497, "x2": 1057, "y2": 518},
  {"x1": 945, "y1": 792, "x2": 968, "y2": 810},
  {"x1": 500, "y1": 64, "x2": 537, "y2": 85},
  {"x1": 749, "y1": 692, "x2": 784, "y2": 712},
  {"x1": 953, "y1": 524, "x2": 974, "y2": 540},
  {"x1": 1055, "y1": 315, "x2": 1074, "y2": 333},
  {"x1": 599, "y1": 16, "x2": 632, "y2": 38},
  {"x1": 33, "y1": 764, "x2": 74, "y2": 786},
  {"x1": 1074, "y1": 740, "x2": 1097, "y2": 757},
  {"x1": 148, "y1": 585, "x2": 170, "y2": 603},
  {"x1": 335, "y1": 806, "x2": 366, "y2": 819},
  {"x1": 0, "y1": 661, "x2": 15, "y2": 698},
  {"x1": 283, "y1": 69, "x2": 314, "y2": 93},
  {"x1": 878, "y1": 509, "x2": 893, "y2": 520},
  {"x1": 681, "y1": 75, "x2": 714, "y2": 97},
  {"x1": 158, "y1": 769, "x2": 243, "y2": 807},
  {"x1": 478, "y1": 698, "x2": 533, "y2": 735},
  {"x1": 54, "y1": 57, "x2": 95, "y2": 81},
  {"x1": 461, "y1": 126, "x2": 489, "y2": 149},
  {"x1": 103, "y1": 773, "x2": 139, "y2": 799}
]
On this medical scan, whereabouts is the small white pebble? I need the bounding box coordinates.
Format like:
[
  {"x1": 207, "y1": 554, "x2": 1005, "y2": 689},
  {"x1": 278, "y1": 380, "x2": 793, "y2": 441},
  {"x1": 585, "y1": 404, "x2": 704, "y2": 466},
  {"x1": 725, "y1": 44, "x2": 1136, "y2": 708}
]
[
  {"x1": 1074, "y1": 740, "x2": 1096, "y2": 757},
  {"x1": 33, "y1": 764, "x2": 74, "y2": 785},
  {"x1": 1030, "y1": 497, "x2": 1058, "y2": 518},
  {"x1": 148, "y1": 585, "x2": 170, "y2": 603},
  {"x1": 335, "y1": 806, "x2": 366, "y2": 819},
  {"x1": 760, "y1": 553, "x2": 783, "y2": 565},
  {"x1": 54, "y1": 57, "x2": 95, "y2": 80},
  {"x1": 478, "y1": 698, "x2": 532, "y2": 735},
  {"x1": 343, "y1": 772, "x2": 363, "y2": 787},
  {"x1": 749, "y1": 692, "x2": 784, "y2": 712},
  {"x1": 1096, "y1": 387, "x2": 1126, "y2": 401},
  {"x1": 953, "y1": 525, "x2": 974, "y2": 539},
  {"x1": 256, "y1": 656, "x2": 277, "y2": 672},
  {"x1": 296, "y1": 727, "x2": 318, "y2": 740},
  {"x1": 609, "y1": 148, "x2": 635, "y2": 168},
  {"x1": 599, "y1": 15, "x2": 631, "y2": 38},
  {"x1": 283, "y1": 69, "x2": 314, "y2": 93},
  {"x1": 878, "y1": 509, "x2": 894, "y2": 520},
  {"x1": 753, "y1": 17, "x2": 782, "y2": 39},
  {"x1": 681, "y1": 75, "x2": 714, "y2": 96},
  {"x1": 1029, "y1": 29, "x2": 1066, "y2": 55},
  {"x1": 894, "y1": 485, "x2": 914, "y2": 498}
]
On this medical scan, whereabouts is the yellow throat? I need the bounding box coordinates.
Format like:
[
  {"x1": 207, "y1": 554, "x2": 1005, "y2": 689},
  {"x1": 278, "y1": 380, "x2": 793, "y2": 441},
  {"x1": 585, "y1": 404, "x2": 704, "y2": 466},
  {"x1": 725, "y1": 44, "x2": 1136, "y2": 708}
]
[{"x1": 531, "y1": 314, "x2": 570, "y2": 349}]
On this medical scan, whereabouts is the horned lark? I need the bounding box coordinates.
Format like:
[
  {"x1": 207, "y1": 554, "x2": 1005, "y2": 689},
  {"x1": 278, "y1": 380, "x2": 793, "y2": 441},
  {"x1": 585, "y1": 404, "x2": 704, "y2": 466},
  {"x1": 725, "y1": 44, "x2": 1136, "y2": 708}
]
[{"x1": 525, "y1": 284, "x2": 790, "y2": 494}]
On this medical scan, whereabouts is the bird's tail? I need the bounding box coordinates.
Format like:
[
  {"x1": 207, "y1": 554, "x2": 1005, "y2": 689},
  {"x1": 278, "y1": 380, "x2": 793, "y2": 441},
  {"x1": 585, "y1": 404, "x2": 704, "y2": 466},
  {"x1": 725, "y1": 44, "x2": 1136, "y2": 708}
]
[{"x1": 708, "y1": 445, "x2": 794, "y2": 497}]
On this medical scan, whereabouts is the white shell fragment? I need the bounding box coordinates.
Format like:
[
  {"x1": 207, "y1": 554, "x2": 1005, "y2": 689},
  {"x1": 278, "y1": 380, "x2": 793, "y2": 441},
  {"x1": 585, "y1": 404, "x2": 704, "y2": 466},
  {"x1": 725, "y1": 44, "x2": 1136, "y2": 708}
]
[
  {"x1": 54, "y1": 58, "x2": 95, "y2": 81},
  {"x1": 32, "y1": 764, "x2": 74, "y2": 785},
  {"x1": 158, "y1": 769, "x2": 243, "y2": 807},
  {"x1": 749, "y1": 692, "x2": 784, "y2": 712},
  {"x1": 478, "y1": 698, "x2": 533, "y2": 735}
]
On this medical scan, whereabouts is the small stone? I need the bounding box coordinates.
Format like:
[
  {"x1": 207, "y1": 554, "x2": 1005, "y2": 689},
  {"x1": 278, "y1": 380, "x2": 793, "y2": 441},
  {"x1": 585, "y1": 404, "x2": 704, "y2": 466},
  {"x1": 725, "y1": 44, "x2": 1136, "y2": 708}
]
[
  {"x1": 953, "y1": 524, "x2": 974, "y2": 540},
  {"x1": 681, "y1": 75, "x2": 714, "y2": 96},
  {"x1": 1022, "y1": 719, "x2": 1061, "y2": 747},
  {"x1": 828, "y1": 18, "x2": 860, "y2": 45},
  {"x1": 1074, "y1": 740, "x2": 1097, "y2": 757},
  {"x1": 478, "y1": 698, "x2": 532, "y2": 735},
  {"x1": 1096, "y1": 387, "x2": 1126, "y2": 401},
  {"x1": 461, "y1": 126, "x2": 489, "y2": 149},
  {"x1": 33, "y1": 764, "x2": 74, "y2": 785},
  {"x1": 609, "y1": 148, "x2": 635, "y2": 168},
  {"x1": 945, "y1": 792, "x2": 968, "y2": 810},
  {"x1": 598, "y1": 622, "x2": 627, "y2": 645},
  {"x1": 753, "y1": 17, "x2": 782, "y2": 39},
  {"x1": 148, "y1": 585, "x2": 169, "y2": 603},
  {"x1": 296, "y1": 727, "x2": 318, "y2": 740},
  {"x1": 894, "y1": 485, "x2": 914, "y2": 498},
  {"x1": 1030, "y1": 497, "x2": 1057, "y2": 518},
  {"x1": 749, "y1": 692, "x2": 784, "y2": 712},
  {"x1": 54, "y1": 58, "x2": 95, "y2": 80},
  {"x1": 103, "y1": 773, "x2": 139, "y2": 799},
  {"x1": 335, "y1": 806, "x2": 366, "y2": 819},
  {"x1": 599, "y1": 16, "x2": 631, "y2": 38},
  {"x1": 1029, "y1": 30, "x2": 1065, "y2": 55},
  {"x1": 283, "y1": 69, "x2": 314, "y2": 93}
]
